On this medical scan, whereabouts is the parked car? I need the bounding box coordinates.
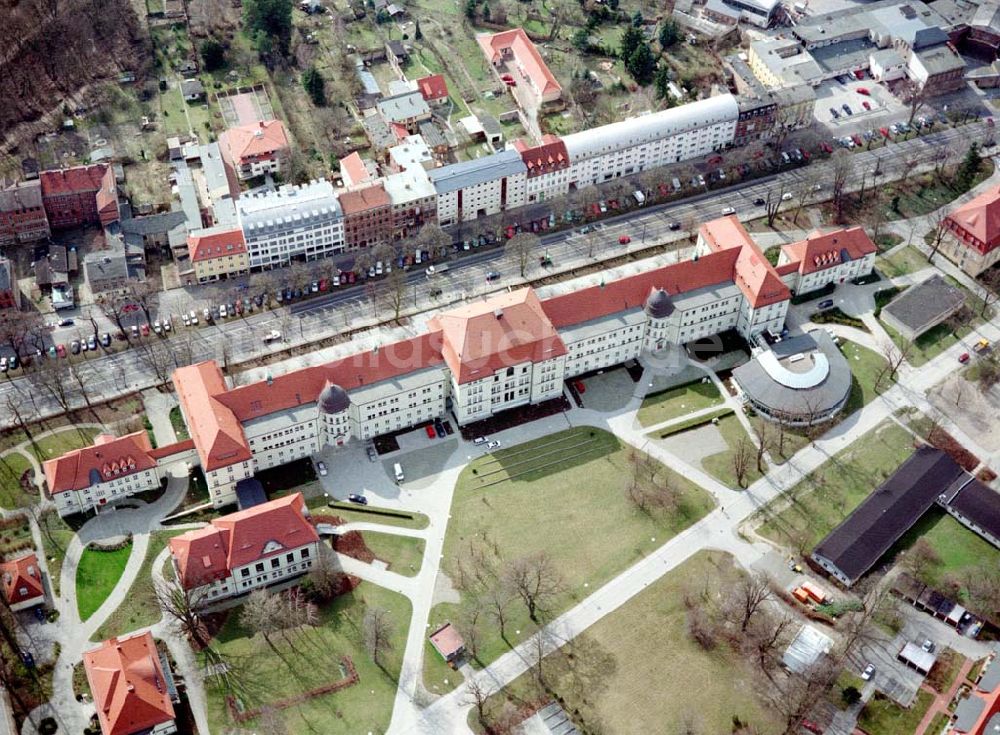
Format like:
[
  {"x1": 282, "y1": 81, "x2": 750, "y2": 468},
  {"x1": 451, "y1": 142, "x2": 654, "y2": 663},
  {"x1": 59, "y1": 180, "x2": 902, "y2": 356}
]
[
  {"x1": 974, "y1": 338, "x2": 991, "y2": 353},
  {"x1": 87, "y1": 335, "x2": 97, "y2": 351},
  {"x1": 753, "y1": 197, "x2": 766, "y2": 206},
  {"x1": 153, "y1": 320, "x2": 162, "y2": 334},
  {"x1": 958, "y1": 352, "x2": 971, "y2": 363},
  {"x1": 487, "y1": 440, "x2": 501, "y2": 449},
  {"x1": 71, "y1": 340, "x2": 81, "y2": 355},
  {"x1": 856, "y1": 87, "x2": 870, "y2": 95},
  {"x1": 921, "y1": 640, "x2": 935, "y2": 653},
  {"x1": 618, "y1": 235, "x2": 631, "y2": 244},
  {"x1": 862, "y1": 100, "x2": 871, "y2": 111},
  {"x1": 842, "y1": 104, "x2": 853, "y2": 115},
  {"x1": 141, "y1": 323, "x2": 150, "y2": 336},
  {"x1": 721, "y1": 206, "x2": 735, "y2": 215},
  {"x1": 56, "y1": 344, "x2": 66, "y2": 358},
  {"x1": 486, "y1": 270, "x2": 500, "y2": 282},
  {"x1": 861, "y1": 664, "x2": 876, "y2": 681},
  {"x1": 473, "y1": 436, "x2": 487, "y2": 445},
  {"x1": 0, "y1": 357, "x2": 6, "y2": 372},
  {"x1": 347, "y1": 493, "x2": 368, "y2": 505},
  {"x1": 829, "y1": 107, "x2": 840, "y2": 119},
  {"x1": 818, "y1": 299, "x2": 834, "y2": 309},
  {"x1": 781, "y1": 191, "x2": 793, "y2": 201},
  {"x1": 366, "y1": 445, "x2": 378, "y2": 462},
  {"x1": 669, "y1": 220, "x2": 682, "y2": 230},
  {"x1": 58, "y1": 318, "x2": 74, "y2": 327},
  {"x1": 425, "y1": 425, "x2": 436, "y2": 439}
]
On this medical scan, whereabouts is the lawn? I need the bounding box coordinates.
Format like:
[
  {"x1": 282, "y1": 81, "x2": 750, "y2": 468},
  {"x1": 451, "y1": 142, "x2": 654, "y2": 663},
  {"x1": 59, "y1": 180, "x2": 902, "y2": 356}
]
[
  {"x1": 876, "y1": 245, "x2": 928, "y2": 278},
  {"x1": 76, "y1": 542, "x2": 133, "y2": 621},
  {"x1": 882, "y1": 317, "x2": 970, "y2": 368},
  {"x1": 701, "y1": 413, "x2": 766, "y2": 489},
  {"x1": 168, "y1": 406, "x2": 190, "y2": 441},
  {"x1": 361, "y1": 531, "x2": 424, "y2": 577},
  {"x1": 37, "y1": 510, "x2": 76, "y2": 596},
  {"x1": 858, "y1": 689, "x2": 934, "y2": 735},
  {"x1": 0, "y1": 452, "x2": 35, "y2": 509},
  {"x1": 757, "y1": 421, "x2": 916, "y2": 553},
  {"x1": 426, "y1": 427, "x2": 714, "y2": 681},
  {"x1": 636, "y1": 379, "x2": 724, "y2": 427},
  {"x1": 893, "y1": 511, "x2": 1000, "y2": 596},
  {"x1": 473, "y1": 551, "x2": 783, "y2": 735},
  {"x1": 313, "y1": 502, "x2": 430, "y2": 530},
  {"x1": 28, "y1": 426, "x2": 101, "y2": 463},
  {"x1": 92, "y1": 531, "x2": 185, "y2": 641},
  {"x1": 840, "y1": 340, "x2": 890, "y2": 414},
  {"x1": 203, "y1": 583, "x2": 410, "y2": 735}
]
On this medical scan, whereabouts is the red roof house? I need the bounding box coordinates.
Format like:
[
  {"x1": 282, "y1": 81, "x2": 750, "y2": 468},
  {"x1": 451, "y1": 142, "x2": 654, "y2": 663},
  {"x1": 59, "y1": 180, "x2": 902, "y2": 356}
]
[
  {"x1": 780, "y1": 226, "x2": 878, "y2": 275},
  {"x1": 169, "y1": 493, "x2": 319, "y2": 590},
  {"x1": 83, "y1": 631, "x2": 176, "y2": 735},
  {"x1": 172, "y1": 362, "x2": 252, "y2": 472},
  {"x1": 943, "y1": 185, "x2": 1000, "y2": 274},
  {"x1": 512, "y1": 135, "x2": 569, "y2": 177},
  {"x1": 187, "y1": 226, "x2": 247, "y2": 263},
  {"x1": 429, "y1": 623, "x2": 466, "y2": 663},
  {"x1": 0, "y1": 553, "x2": 45, "y2": 611},
  {"x1": 416, "y1": 74, "x2": 449, "y2": 104},
  {"x1": 39, "y1": 164, "x2": 119, "y2": 229},
  {"x1": 219, "y1": 120, "x2": 291, "y2": 181},
  {"x1": 700, "y1": 216, "x2": 791, "y2": 308},
  {"x1": 477, "y1": 29, "x2": 562, "y2": 102},
  {"x1": 43, "y1": 432, "x2": 157, "y2": 495}
]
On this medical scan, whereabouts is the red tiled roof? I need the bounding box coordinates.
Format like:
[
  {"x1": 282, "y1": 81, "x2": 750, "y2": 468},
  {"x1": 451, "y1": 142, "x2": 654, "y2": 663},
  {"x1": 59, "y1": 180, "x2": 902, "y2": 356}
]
[
  {"x1": 477, "y1": 29, "x2": 561, "y2": 97},
  {"x1": 170, "y1": 493, "x2": 319, "y2": 589},
  {"x1": 390, "y1": 122, "x2": 409, "y2": 141},
  {"x1": 541, "y1": 248, "x2": 740, "y2": 328},
  {"x1": 700, "y1": 216, "x2": 789, "y2": 308},
  {"x1": 83, "y1": 631, "x2": 175, "y2": 735},
  {"x1": 172, "y1": 363, "x2": 252, "y2": 471},
  {"x1": 780, "y1": 226, "x2": 878, "y2": 275},
  {"x1": 429, "y1": 623, "x2": 465, "y2": 659},
  {"x1": 340, "y1": 152, "x2": 372, "y2": 186},
  {"x1": 38, "y1": 164, "x2": 109, "y2": 197},
  {"x1": 148, "y1": 439, "x2": 196, "y2": 460},
  {"x1": 188, "y1": 227, "x2": 247, "y2": 263},
  {"x1": 220, "y1": 120, "x2": 290, "y2": 163},
  {"x1": 0, "y1": 553, "x2": 45, "y2": 607},
  {"x1": 416, "y1": 74, "x2": 449, "y2": 101},
  {"x1": 43, "y1": 432, "x2": 157, "y2": 495},
  {"x1": 339, "y1": 184, "x2": 391, "y2": 215},
  {"x1": 513, "y1": 135, "x2": 569, "y2": 177},
  {"x1": 428, "y1": 288, "x2": 567, "y2": 384},
  {"x1": 215, "y1": 332, "x2": 444, "y2": 422},
  {"x1": 946, "y1": 184, "x2": 1000, "y2": 254}
]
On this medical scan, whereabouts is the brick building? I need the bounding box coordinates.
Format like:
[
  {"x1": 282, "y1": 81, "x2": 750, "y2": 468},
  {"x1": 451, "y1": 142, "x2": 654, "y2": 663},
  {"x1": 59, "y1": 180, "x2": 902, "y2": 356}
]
[{"x1": 39, "y1": 164, "x2": 119, "y2": 229}]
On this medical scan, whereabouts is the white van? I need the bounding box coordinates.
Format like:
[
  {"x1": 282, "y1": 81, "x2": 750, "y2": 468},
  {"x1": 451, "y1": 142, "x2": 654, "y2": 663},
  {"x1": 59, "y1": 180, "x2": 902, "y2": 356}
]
[
  {"x1": 672, "y1": 177, "x2": 682, "y2": 192},
  {"x1": 393, "y1": 462, "x2": 405, "y2": 482}
]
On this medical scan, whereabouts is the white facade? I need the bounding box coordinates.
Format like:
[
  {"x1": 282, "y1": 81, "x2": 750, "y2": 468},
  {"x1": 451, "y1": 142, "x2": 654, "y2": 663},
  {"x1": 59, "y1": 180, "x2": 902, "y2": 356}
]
[
  {"x1": 54, "y1": 465, "x2": 163, "y2": 517},
  {"x1": 182, "y1": 541, "x2": 318, "y2": 602},
  {"x1": 451, "y1": 356, "x2": 566, "y2": 425},
  {"x1": 429, "y1": 150, "x2": 528, "y2": 226},
  {"x1": 524, "y1": 166, "x2": 570, "y2": 203},
  {"x1": 238, "y1": 181, "x2": 345, "y2": 270},
  {"x1": 204, "y1": 460, "x2": 254, "y2": 507},
  {"x1": 562, "y1": 95, "x2": 740, "y2": 187},
  {"x1": 778, "y1": 250, "x2": 877, "y2": 294}
]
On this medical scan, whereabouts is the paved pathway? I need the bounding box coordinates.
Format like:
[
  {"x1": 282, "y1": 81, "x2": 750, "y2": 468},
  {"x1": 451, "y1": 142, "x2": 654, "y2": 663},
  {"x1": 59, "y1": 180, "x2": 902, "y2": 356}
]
[{"x1": 914, "y1": 657, "x2": 974, "y2": 735}]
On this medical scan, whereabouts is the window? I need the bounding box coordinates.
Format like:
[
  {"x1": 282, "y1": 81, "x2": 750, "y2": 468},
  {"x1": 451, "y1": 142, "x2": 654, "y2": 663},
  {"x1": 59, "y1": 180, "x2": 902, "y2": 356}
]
[
  {"x1": 301, "y1": 547, "x2": 310, "y2": 559},
  {"x1": 241, "y1": 568, "x2": 250, "y2": 578},
  {"x1": 255, "y1": 562, "x2": 265, "y2": 573},
  {"x1": 271, "y1": 557, "x2": 280, "y2": 569},
  {"x1": 286, "y1": 553, "x2": 295, "y2": 563}
]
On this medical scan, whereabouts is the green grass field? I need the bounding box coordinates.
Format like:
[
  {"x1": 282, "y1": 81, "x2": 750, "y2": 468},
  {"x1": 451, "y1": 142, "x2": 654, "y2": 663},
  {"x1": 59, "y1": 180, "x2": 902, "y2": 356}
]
[
  {"x1": 893, "y1": 511, "x2": 1000, "y2": 596},
  {"x1": 858, "y1": 690, "x2": 934, "y2": 735},
  {"x1": 701, "y1": 414, "x2": 766, "y2": 489},
  {"x1": 841, "y1": 339, "x2": 890, "y2": 413},
  {"x1": 168, "y1": 406, "x2": 190, "y2": 441},
  {"x1": 757, "y1": 421, "x2": 916, "y2": 552},
  {"x1": 92, "y1": 531, "x2": 185, "y2": 641},
  {"x1": 637, "y1": 380, "x2": 723, "y2": 428},
  {"x1": 28, "y1": 427, "x2": 101, "y2": 463},
  {"x1": 473, "y1": 551, "x2": 783, "y2": 734},
  {"x1": 204, "y1": 583, "x2": 410, "y2": 735},
  {"x1": 76, "y1": 543, "x2": 133, "y2": 621},
  {"x1": 426, "y1": 427, "x2": 714, "y2": 685},
  {"x1": 361, "y1": 531, "x2": 425, "y2": 577},
  {"x1": 38, "y1": 511, "x2": 76, "y2": 596},
  {"x1": 0, "y1": 452, "x2": 35, "y2": 509},
  {"x1": 882, "y1": 314, "x2": 975, "y2": 368},
  {"x1": 876, "y1": 246, "x2": 928, "y2": 278}
]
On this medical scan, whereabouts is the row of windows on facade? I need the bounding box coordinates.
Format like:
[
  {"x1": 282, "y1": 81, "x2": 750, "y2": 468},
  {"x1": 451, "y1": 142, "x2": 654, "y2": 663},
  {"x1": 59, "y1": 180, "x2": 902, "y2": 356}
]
[{"x1": 238, "y1": 547, "x2": 311, "y2": 579}]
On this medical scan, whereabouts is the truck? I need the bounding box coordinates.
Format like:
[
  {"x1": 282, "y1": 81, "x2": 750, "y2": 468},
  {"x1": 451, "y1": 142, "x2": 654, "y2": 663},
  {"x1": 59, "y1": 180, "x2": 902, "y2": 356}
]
[
  {"x1": 633, "y1": 190, "x2": 646, "y2": 206},
  {"x1": 973, "y1": 338, "x2": 991, "y2": 354},
  {"x1": 262, "y1": 329, "x2": 282, "y2": 344},
  {"x1": 425, "y1": 264, "x2": 449, "y2": 276}
]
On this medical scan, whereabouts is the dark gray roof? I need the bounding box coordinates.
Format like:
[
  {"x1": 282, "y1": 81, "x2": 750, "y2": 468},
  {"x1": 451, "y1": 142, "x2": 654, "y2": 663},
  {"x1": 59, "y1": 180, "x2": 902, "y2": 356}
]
[
  {"x1": 428, "y1": 150, "x2": 526, "y2": 194},
  {"x1": 882, "y1": 275, "x2": 965, "y2": 334},
  {"x1": 0, "y1": 258, "x2": 12, "y2": 292},
  {"x1": 645, "y1": 288, "x2": 675, "y2": 318},
  {"x1": 945, "y1": 479, "x2": 1000, "y2": 545},
  {"x1": 813, "y1": 447, "x2": 964, "y2": 584},
  {"x1": 980, "y1": 652, "x2": 1000, "y2": 693},
  {"x1": 418, "y1": 121, "x2": 447, "y2": 149},
  {"x1": 912, "y1": 26, "x2": 948, "y2": 49},
  {"x1": 84, "y1": 250, "x2": 129, "y2": 284},
  {"x1": 236, "y1": 478, "x2": 267, "y2": 510},
  {"x1": 180, "y1": 79, "x2": 205, "y2": 96},
  {"x1": 318, "y1": 382, "x2": 350, "y2": 413},
  {"x1": 120, "y1": 210, "x2": 187, "y2": 236},
  {"x1": 953, "y1": 694, "x2": 986, "y2": 733}
]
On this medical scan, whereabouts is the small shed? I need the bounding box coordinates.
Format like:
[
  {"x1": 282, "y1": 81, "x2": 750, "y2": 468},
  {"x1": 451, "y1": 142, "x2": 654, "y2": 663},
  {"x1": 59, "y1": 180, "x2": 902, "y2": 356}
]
[
  {"x1": 429, "y1": 623, "x2": 466, "y2": 665},
  {"x1": 783, "y1": 624, "x2": 833, "y2": 674},
  {"x1": 181, "y1": 79, "x2": 206, "y2": 102},
  {"x1": 898, "y1": 642, "x2": 937, "y2": 675}
]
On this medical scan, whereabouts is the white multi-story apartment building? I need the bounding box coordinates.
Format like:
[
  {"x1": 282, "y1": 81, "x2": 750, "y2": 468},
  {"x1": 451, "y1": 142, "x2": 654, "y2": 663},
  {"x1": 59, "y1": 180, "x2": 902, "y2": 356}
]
[
  {"x1": 168, "y1": 493, "x2": 320, "y2": 602},
  {"x1": 164, "y1": 217, "x2": 878, "y2": 505},
  {"x1": 43, "y1": 431, "x2": 196, "y2": 517},
  {"x1": 562, "y1": 95, "x2": 740, "y2": 188},
  {"x1": 512, "y1": 135, "x2": 571, "y2": 204},
  {"x1": 238, "y1": 181, "x2": 345, "y2": 270},
  {"x1": 428, "y1": 150, "x2": 527, "y2": 226}
]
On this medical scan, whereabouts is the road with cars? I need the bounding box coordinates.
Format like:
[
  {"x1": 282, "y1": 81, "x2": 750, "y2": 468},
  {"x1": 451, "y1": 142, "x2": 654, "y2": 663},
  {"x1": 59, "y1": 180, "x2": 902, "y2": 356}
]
[{"x1": 0, "y1": 120, "x2": 988, "y2": 421}]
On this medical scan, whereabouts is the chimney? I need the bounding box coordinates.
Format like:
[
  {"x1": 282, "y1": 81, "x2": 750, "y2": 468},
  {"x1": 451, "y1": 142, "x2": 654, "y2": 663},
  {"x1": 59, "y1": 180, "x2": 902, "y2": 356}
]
[
  {"x1": 266, "y1": 372, "x2": 273, "y2": 386},
  {"x1": 494, "y1": 308, "x2": 503, "y2": 319}
]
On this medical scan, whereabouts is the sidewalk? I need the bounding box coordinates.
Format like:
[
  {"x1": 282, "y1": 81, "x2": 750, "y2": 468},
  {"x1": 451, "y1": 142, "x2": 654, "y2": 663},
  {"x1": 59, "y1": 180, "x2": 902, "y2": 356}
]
[{"x1": 913, "y1": 657, "x2": 973, "y2": 735}]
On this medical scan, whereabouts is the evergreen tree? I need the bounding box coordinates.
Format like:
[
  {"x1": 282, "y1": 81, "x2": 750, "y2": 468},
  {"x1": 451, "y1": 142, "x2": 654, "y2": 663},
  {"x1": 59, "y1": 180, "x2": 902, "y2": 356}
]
[
  {"x1": 244, "y1": 0, "x2": 293, "y2": 57},
  {"x1": 302, "y1": 66, "x2": 326, "y2": 106},
  {"x1": 956, "y1": 142, "x2": 982, "y2": 191},
  {"x1": 200, "y1": 38, "x2": 227, "y2": 71},
  {"x1": 654, "y1": 63, "x2": 671, "y2": 99},
  {"x1": 571, "y1": 28, "x2": 590, "y2": 51},
  {"x1": 464, "y1": 0, "x2": 477, "y2": 19},
  {"x1": 414, "y1": 19, "x2": 423, "y2": 39},
  {"x1": 658, "y1": 18, "x2": 680, "y2": 48},
  {"x1": 619, "y1": 25, "x2": 644, "y2": 61},
  {"x1": 626, "y1": 42, "x2": 656, "y2": 85},
  {"x1": 631, "y1": 9, "x2": 644, "y2": 26},
  {"x1": 482, "y1": 1, "x2": 490, "y2": 19},
  {"x1": 608, "y1": 0, "x2": 618, "y2": 10}
]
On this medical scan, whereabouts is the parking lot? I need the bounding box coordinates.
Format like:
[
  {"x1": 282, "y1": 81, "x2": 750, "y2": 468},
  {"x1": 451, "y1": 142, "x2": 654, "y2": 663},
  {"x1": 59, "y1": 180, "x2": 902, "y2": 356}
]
[{"x1": 813, "y1": 77, "x2": 905, "y2": 130}]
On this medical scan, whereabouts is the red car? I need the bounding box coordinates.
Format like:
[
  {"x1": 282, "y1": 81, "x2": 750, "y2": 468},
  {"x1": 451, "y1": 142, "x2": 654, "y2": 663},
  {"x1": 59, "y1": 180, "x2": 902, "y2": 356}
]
[
  {"x1": 801, "y1": 720, "x2": 823, "y2": 735},
  {"x1": 856, "y1": 87, "x2": 870, "y2": 95},
  {"x1": 56, "y1": 344, "x2": 66, "y2": 358},
  {"x1": 140, "y1": 323, "x2": 150, "y2": 336},
  {"x1": 880, "y1": 127, "x2": 891, "y2": 138},
  {"x1": 658, "y1": 183, "x2": 670, "y2": 197},
  {"x1": 852, "y1": 134, "x2": 863, "y2": 146},
  {"x1": 801, "y1": 149, "x2": 810, "y2": 160},
  {"x1": 575, "y1": 380, "x2": 586, "y2": 394},
  {"x1": 589, "y1": 203, "x2": 600, "y2": 216},
  {"x1": 862, "y1": 100, "x2": 871, "y2": 110},
  {"x1": 854, "y1": 69, "x2": 865, "y2": 79},
  {"x1": 959, "y1": 352, "x2": 971, "y2": 364},
  {"x1": 425, "y1": 425, "x2": 436, "y2": 438},
  {"x1": 347, "y1": 271, "x2": 356, "y2": 284},
  {"x1": 619, "y1": 235, "x2": 631, "y2": 244},
  {"x1": 708, "y1": 154, "x2": 723, "y2": 165},
  {"x1": 820, "y1": 142, "x2": 833, "y2": 153},
  {"x1": 505, "y1": 226, "x2": 516, "y2": 239}
]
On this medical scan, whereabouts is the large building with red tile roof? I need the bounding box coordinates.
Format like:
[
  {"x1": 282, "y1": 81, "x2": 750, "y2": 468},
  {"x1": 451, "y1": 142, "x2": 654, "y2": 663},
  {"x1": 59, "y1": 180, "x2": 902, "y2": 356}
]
[
  {"x1": 168, "y1": 493, "x2": 319, "y2": 600},
  {"x1": 512, "y1": 135, "x2": 570, "y2": 204},
  {"x1": 39, "y1": 164, "x2": 119, "y2": 229},
  {"x1": 187, "y1": 225, "x2": 250, "y2": 284},
  {"x1": 0, "y1": 179, "x2": 50, "y2": 245},
  {"x1": 219, "y1": 120, "x2": 291, "y2": 182},
  {"x1": 477, "y1": 29, "x2": 562, "y2": 103},
  {"x1": 0, "y1": 552, "x2": 46, "y2": 611},
  {"x1": 941, "y1": 185, "x2": 1000, "y2": 276},
  {"x1": 83, "y1": 631, "x2": 177, "y2": 735},
  {"x1": 416, "y1": 74, "x2": 449, "y2": 105},
  {"x1": 777, "y1": 226, "x2": 878, "y2": 295}
]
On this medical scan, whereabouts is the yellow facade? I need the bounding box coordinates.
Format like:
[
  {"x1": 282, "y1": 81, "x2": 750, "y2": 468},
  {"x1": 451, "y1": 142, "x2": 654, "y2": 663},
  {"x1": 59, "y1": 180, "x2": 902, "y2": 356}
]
[{"x1": 194, "y1": 251, "x2": 250, "y2": 283}]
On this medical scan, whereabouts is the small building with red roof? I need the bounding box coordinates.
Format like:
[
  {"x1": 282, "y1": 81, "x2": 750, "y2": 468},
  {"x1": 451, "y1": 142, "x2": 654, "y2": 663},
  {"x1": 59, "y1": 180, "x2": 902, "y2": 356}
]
[
  {"x1": 416, "y1": 74, "x2": 449, "y2": 105},
  {"x1": 512, "y1": 135, "x2": 570, "y2": 204},
  {"x1": 429, "y1": 623, "x2": 466, "y2": 665},
  {"x1": 187, "y1": 225, "x2": 249, "y2": 284},
  {"x1": 219, "y1": 120, "x2": 291, "y2": 182},
  {"x1": 477, "y1": 29, "x2": 562, "y2": 103},
  {"x1": 0, "y1": 552, "x2": 46, "y2": 611},
  {"x1": 942, "y1": 184, "x2": 1000, "y2": 276},
  {"x1": 778, "y1": 226, "x2": 878, "y2": 296},
  {"x1": 169, "y1": 493, "x2": 320, "y2": 601},
  {"x1": 39, "y1": 164, "x2": 119, "y2": 229},
  {"x1": 83, "y1": 631, "x2": 177, "y2": 735}
]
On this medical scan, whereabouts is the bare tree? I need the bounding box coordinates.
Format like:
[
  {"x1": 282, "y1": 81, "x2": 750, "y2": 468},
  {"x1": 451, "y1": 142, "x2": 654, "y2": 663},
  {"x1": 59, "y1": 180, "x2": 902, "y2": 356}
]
[
  {"x1": 458, "y1": 600, "x2": 486, "y2": 661},
  {"x1": 485, "y1": 584, "x2": 513, "y2": 643},
  {"x1": 383, "y1": 268, "x2": 408, "y2": 323},
  {"x1": 764, "y1": 183, "x2": 787, "y2": 228},
  {"x1": 417, "y1": 223, "x2": 452, "y2": 259},
  {"x1": 902, "y1": 538, "x2": 940, "y2": 582},
  {"x1": 829, "y1": 151, "x2": 852, "y2": 221},
  {"x1": 755, "y1": 421, "x2": 770, "y2": 474},
  {"x1": 154, "y1": 578, "x2": 210, "y2": 648},
  {"x1": 505, "y1": 552, "x2": 564, "y2": 623},
  {"x1": 29, "y1": 357, "x2": 78, "y2": 414},
  {"x1": 732, "y1": 436, "x2": 754, "y2": 488},
  {"x1": 878, "y1": 338, "x2": 911, "y2": 386},
  {"x1": 901, "y1": 79, "x2": 929, "y2": 127},
  {"x1": 0, "y1": 308, "x2": 45, "y2": 358},
  {"x1": 725, "y1": 572, "x2": 774, "y2": 633},
  {"x1": 506, "y1": 232, "x2": 540, "y2": 277},
  {"x1": 363, "y1": 606, "x2": 394, "y2": 669},
  {"x1": 464, "y1": 678, "x2": 491, "y2": 727},
  {"x1": 306, "y1": 545, "x2": 345, "y2": 601},
  {"x1": 240, "y1": 589, "x2": 289, "y2": 658}
]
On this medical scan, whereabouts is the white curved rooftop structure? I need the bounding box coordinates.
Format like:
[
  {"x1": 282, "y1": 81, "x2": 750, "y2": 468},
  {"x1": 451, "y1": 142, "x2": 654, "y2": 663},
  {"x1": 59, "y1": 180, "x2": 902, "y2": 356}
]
[
  {"x1": 561, "y1": 94, "x2": 739, "y2": 162},
  {"x1": 757, "y1": 350, "x2": 830, "y2": 389}
]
